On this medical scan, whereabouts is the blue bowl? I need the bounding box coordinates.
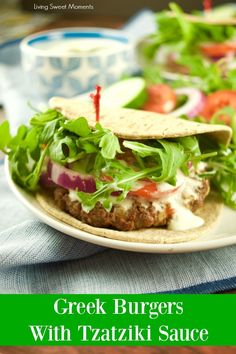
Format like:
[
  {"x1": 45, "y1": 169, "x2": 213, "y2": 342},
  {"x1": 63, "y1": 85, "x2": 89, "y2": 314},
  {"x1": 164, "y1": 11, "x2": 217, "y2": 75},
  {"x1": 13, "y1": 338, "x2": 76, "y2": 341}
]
[{"x1": 20, "y1": 28, "x2": 134, "y2": 100}]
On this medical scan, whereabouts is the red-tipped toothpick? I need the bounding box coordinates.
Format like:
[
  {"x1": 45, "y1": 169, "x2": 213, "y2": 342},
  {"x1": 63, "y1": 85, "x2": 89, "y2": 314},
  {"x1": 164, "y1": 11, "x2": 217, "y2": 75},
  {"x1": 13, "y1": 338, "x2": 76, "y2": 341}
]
[
  {"x1": 203, "y1": 0, "x2": 212, "y2": 12},
  {"x1": 90, "y1": 85, "x2": 101, "y2": 122}
]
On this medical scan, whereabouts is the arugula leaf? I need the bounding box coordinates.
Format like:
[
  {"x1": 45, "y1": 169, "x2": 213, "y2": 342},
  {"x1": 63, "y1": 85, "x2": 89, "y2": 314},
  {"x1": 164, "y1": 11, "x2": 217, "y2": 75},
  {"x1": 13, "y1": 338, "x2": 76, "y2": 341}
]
[
  {"x1": 206, "y1": 145, "x2": 236, "y2": 209},
  {"x1": 0, "y1": 121, "x2": 11, "y2": 152},
  {"x1": 188, "y1": 108, "x2": 236, "y2": 209},
  {"x1": 40, "y1": 118, "x2": 61, "y2": 144},
  {"x1": 123, "y1": 140, "x2": 161, "y2": 157},
  {"x1": 49, "y1": 136, "x2": 78, "y2": 164},
  {"x1": 227, "y1": 69, "x2": 236, "y2": 90},
  {"x1": 123, "y1": 139, "x2": 187, "y2": 184},
  {"x1": 211, "y1": 107, "x2": 236, "y2": 150},
  {"x1": 24, "y1": 146, "x2": 49, "y2": 191},
  {"x1": 8, "y1": 125, "x2": 28, "y2": 151},
  {"x1": 176, "y1": 136, "x2": 201, "y2": 155},
  {"x1": 231, "y1": 114, "x2": 236, "y2": 146},
  {"x1": 169, "y1": 2, "x2": 193, "y2": 46},
  {"x1": 154, "y1": 140, "x2": 186, "y2": 183},
  {"x1": 62, "y1": 117, "x2": 91, "y2": 137},
  {"x1": 21, "y1": 127, "x2": 39, "y2": 152},
  {"x1": 99, "y1": 131, "x2": 122, "y2": 159},
  {"x1": 0, "y1": 110, "x2": 66, "y2": 191},
  {"x1": 78, "y1": 141, "x2": 98, "y2": 154},
  {"x1": 30, "y1": 109, "x2": 61, "y2": 126}
]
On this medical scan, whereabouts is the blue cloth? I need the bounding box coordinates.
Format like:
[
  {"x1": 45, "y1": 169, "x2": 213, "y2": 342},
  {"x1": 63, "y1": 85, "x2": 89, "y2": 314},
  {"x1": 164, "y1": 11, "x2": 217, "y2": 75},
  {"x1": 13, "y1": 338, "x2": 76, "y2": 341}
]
[{"x1": 0, "y1": 11, "x2": 236, "y2": 294}]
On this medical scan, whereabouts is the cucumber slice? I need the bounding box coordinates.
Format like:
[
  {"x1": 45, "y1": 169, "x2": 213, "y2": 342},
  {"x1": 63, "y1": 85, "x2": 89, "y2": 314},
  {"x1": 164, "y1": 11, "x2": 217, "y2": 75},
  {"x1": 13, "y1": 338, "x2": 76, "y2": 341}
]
[{"x1": 101, "y1": 77, "x2": 148, "y2": 109}]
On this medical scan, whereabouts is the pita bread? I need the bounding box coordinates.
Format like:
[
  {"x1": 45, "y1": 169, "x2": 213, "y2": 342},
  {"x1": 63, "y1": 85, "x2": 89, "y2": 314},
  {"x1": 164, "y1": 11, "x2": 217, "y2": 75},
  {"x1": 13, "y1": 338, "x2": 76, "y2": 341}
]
[
  {"x1": 36, "y1": 192, "x2": 222, "y2": 244},
  {"x1": 45, "y1": 98, "x2": 228, "y2": 243},
  {"x1": 50, "y1": 97, "x2": 232, "y2": 145}
]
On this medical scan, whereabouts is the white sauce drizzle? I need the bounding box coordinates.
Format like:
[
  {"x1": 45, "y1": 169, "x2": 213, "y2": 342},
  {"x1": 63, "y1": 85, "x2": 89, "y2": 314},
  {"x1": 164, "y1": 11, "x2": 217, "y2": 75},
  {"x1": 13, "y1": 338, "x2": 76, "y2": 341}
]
[
  {"x1": 158, "y1": 171, "x2": 204, "y2": 231},
  {"x1": 168, "y1": 202, "x2": 204, "y2": 231},
  {"x1": 69, "y1": 190, "x2": 81, "y2": 202},
  {"x1": 115, "y1": 198, "x2": 133, "y2": 212}
]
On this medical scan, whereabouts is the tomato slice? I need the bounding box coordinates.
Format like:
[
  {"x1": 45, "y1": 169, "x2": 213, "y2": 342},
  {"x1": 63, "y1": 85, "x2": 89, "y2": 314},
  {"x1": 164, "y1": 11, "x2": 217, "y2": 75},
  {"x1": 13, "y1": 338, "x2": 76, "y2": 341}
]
[
  {"x1": 199, "y1": 42, "x2": 236, "y2": 58},
  {"x1": 100, "y1": 174, "x2": 113, "y2": 182},
  {"x1": 142, "y1": 84, "x2": 177, "y2": 114},
  {"x1": 128, "y1": 180, "x2": 180, "y2": 200},
  {"x1": 200, "y1": 90, "x2": 236, "y2": 124},
  {"x1": 129, "y1": 181, "x2": 158, "y2": 199}
]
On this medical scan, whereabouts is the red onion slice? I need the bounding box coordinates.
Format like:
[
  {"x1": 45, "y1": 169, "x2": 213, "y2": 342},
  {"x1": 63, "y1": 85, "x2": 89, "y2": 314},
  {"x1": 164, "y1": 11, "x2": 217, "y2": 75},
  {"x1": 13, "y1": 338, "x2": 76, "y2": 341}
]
[
  {"x1": 45, "y1": 160, "x2": 96, "y2": 193},
  {"x1": 40, "y1": 172, "x2": 56, "y2": 188},
  {"x1": 171, "y1": 88, "x2": 206, "y2": 118}
]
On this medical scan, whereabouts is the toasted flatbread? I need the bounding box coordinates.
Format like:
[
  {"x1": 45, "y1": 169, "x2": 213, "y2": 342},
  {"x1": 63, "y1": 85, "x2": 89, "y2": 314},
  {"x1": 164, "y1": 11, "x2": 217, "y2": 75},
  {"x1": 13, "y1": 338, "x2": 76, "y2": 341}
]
[{"x1": 50, "y1": 98, "x2": 232, "y2": 145}]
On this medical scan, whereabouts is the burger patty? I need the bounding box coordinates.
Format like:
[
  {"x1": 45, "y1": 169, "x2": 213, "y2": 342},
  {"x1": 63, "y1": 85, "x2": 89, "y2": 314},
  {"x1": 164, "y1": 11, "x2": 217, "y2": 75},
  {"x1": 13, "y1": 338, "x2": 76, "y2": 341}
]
[{"x1": 53, "y1": 179, "x2": 210, "y2": 231}]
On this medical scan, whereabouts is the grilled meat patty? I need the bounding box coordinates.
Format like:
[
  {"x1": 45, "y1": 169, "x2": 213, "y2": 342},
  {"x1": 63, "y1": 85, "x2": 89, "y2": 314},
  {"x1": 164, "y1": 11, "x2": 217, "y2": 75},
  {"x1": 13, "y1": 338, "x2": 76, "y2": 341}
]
[{"x1": 53, "y1": 179, "x2": 209, "y2": 231}]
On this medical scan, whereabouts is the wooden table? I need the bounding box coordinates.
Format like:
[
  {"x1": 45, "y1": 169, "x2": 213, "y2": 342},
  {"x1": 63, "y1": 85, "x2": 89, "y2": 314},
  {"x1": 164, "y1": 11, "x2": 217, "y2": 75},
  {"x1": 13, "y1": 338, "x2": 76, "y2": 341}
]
[{"x1": 0, "y1": 346, "x2": 236, "y2": 354}]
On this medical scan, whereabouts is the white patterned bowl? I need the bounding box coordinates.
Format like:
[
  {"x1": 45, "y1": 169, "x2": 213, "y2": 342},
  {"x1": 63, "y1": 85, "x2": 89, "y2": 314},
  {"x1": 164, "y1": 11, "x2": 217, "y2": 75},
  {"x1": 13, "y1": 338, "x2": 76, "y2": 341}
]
[{"x1": 20, "y1": 28, "x2": 134, "y2": 99}]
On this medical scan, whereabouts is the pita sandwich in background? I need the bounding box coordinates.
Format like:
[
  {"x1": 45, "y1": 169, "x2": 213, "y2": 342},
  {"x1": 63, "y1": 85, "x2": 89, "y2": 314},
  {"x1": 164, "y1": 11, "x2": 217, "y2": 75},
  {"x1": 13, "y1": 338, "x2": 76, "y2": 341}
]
[
  {"x1": 168, "y1": 11, "x2": 236, "y2": 26},
  {"x1": 35, "y1": 98, "x2": 232, "y2": 244},
  {"x1": 167, "y1": 3, "x2": 236, "y2": 26}
]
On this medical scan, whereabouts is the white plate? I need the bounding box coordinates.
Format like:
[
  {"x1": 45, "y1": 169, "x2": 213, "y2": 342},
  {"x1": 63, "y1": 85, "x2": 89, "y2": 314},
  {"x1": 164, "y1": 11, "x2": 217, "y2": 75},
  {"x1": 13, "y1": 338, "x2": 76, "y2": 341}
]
[{"x1": 5, "y1": 159, "x2": 236, "y2": 254}]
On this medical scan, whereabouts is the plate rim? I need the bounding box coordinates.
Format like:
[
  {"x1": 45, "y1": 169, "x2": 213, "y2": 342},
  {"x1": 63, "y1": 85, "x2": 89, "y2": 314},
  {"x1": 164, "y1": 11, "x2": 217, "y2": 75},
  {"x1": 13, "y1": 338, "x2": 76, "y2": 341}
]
[{"x1": 4, "y1": 158, "x2": 236, "y2": 254}]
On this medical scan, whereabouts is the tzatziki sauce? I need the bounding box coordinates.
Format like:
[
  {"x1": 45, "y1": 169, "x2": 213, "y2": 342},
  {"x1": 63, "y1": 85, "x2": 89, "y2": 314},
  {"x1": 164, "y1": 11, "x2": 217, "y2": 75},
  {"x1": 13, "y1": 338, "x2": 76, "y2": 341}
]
[{"x1": 32, "y1": 38, "x2": 126, "y2": 55}]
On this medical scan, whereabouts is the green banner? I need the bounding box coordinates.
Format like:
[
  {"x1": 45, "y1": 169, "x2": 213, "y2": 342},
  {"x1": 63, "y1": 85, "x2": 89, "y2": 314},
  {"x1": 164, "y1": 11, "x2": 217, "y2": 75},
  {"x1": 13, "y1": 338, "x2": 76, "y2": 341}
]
[{"x1": 0, "y1": 294, "x2": 235, "y2": 346}]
